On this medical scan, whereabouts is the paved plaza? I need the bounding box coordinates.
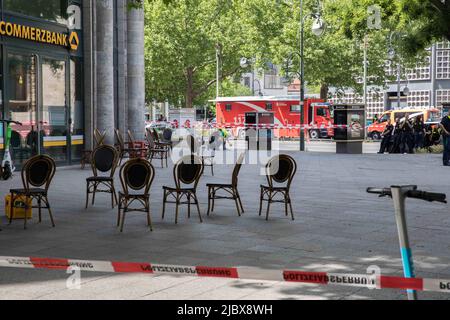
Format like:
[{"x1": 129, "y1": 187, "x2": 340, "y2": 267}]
[{"x1": 0, "y1": 142, "x2": 449, "y2": 300}]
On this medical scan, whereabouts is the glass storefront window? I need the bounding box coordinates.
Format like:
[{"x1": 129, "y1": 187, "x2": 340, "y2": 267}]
[
  {"x1": 70, "y1": 58, "x2": 83, "y2": 160},
  {"x1": 7, "y1": 53, "x2": 38, "y2": 165},
  {"x1": 41, "y1": 57, "x2": 67, "y2": 162},
  {"x1": 4, "y1": 0, "x2": 69, "y2": 25}
]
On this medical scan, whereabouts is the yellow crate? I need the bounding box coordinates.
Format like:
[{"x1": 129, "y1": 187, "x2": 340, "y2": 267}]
[{"x1": 5, "y1": 195, "x2": 32, "y2": 220}]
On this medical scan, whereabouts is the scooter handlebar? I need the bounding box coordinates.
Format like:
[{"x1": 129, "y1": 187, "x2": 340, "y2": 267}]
[
  {"x1": 367, "y1": 187, "x2": 447, "y2": 203},
  {"x1": 366, "y1": 187, "x2": 392, "y2": 197},
  {"x1": 407, "y1": 190, "x2": 447, "y2": 203}
]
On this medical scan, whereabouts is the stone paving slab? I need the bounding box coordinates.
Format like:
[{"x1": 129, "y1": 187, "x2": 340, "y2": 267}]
[{"x1": 0, "y1": 148, "x2": 449, "y2": 300}]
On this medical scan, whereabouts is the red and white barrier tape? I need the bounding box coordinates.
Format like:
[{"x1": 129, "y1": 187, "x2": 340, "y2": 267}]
[{"x1": 1, "y1": 256, "x2": 449, "y2": 293}]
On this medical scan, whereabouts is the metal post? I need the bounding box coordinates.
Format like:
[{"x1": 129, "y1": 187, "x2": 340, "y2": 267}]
[
  {"x1": 363, "y1": 34, "x2": 368, "y2": 135},
  {"x1": 299, "y1": 0, "x2": 305, "y2": 151},
  {"x1": 391, "y1": 186, "x2": 418, "y2": 301}
]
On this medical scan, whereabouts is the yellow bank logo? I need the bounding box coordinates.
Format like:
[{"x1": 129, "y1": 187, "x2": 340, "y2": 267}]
[
  {"x1": 0, "y1": 20, "x2": 79, "y2": 51},
  {"x1": 69, "y1": 31, "x2": 79, "y2": 51}
]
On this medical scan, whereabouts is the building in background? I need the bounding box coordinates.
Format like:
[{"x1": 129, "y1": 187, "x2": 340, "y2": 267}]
[
  {"x1": 0, "y1": 0, "x2": 145, "y2": 166},
  {"x1": 331, "y1": 41, "x2": 450, "y2": 120},
  {"x1": 241, "y1": 63, "x2": 289, "y2": 97}
]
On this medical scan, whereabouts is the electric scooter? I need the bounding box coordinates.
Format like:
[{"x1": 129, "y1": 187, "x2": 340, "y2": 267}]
[
  {"x1": 0, "y1": 119, "x2": 23, "y2": 181},
  {"x1": 367, "y1": 185, "x2": 447, "y2": 300}
]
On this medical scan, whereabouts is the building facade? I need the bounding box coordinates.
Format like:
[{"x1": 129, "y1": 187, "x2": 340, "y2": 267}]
[
  {"x1": 331, "y1": 42, "x2": 450, "y2": 120},
  {"x1": 0, "y1": 0, "x2": 145, "y2": 166}
]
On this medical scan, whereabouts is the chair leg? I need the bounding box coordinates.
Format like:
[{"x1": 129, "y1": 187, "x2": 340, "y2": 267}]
[
  {"x1": 207, "y1": 187, "x2": 212, "y2": 216},
  {"x1": 265, "y1": 192, "x2": 272, "y2": 221},
  {"x1": 258, "y1": 188, "x2": 263, "y2": 216},
  {"x1": 45, "y1": 197, "x2": 56, "y2": 227},
  {"x1": 193, "y1": 193, "x2": 203, "y2": 223},
  {"x1": 111, "y1": 183, "x2": 118, "y2": 209},
  {"x1": 211, "y1": 191, "x2": 216, "y2": 212},
  {"x1": 92, "y1": 183, "x2": 97, "y2": 205},
  {"x1": 233, "y1": 190, "x2": 241, "y2": 217},
  {"x1": 237, "y1": 190, "x2": 244, "y2": 213},
  {"x1": 211, "y1": 163, "x2": 214, "y2": 176},
  {"x1": 117, "y1": 196, "x2": 122, "y2": 227},
  {"x1": 120, "y1": 210, "x2": 126, "y2": 233},
  {"x1": 85, "y1": 182, "x2": 90, "y2": 209},
  {"x1": 284, "y1": 193, "x2": 289, "y2": 217},
  {"x1": 161, "y1": 190, "x2": 167, "y2": 219},
  {"x1": 288, "y1": 194, "x2": 295, "y2": 221},
  {"x1": 146, "y1": 199, "x2": 153, "y2": 232},
  {"x1": 175, "y1": 193, "x2": 180, "y2": 224},
  {"x1": 38, "y1": 196, "x2": 42, "y2": 223},
  {"x1": 187, "y1": 193, "x2": 191, "y2": 219}
]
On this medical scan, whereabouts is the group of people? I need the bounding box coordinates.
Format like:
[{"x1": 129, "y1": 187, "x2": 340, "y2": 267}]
[{"x1": 378, "y1": 115, "x2": 437, "y2": 154}]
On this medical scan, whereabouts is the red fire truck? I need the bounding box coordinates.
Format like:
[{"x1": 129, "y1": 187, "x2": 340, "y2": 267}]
[{"x1": 213, "y1": 96, "x2": 334, "y2": 139}]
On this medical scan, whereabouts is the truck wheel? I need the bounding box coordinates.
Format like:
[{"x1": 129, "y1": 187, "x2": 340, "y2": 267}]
[
  {"x1": 371, "y1": 132, "x2": 381, "y2": 140},
  {"x1": 309, "y1": 130, "x2": 319, "y2": 140}
]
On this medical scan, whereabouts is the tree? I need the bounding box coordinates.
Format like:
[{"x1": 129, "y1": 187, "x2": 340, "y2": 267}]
[{"x1": 144, "y1": 0, "x2": 286, "y2": 109}]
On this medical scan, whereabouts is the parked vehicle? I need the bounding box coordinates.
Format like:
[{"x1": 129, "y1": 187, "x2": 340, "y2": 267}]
[
  {"x1": 368, "y1": 108, "x2": 441, "y2": 140},
  {"x1": 213, "y1": 96, "x2": 333, "y2": 139}
]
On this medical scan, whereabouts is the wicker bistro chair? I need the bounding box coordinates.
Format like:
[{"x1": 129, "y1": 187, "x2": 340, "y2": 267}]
[
  {"x1": 118, "y1": 158, "x2": 155, "y2": 232},
  {"x1": 115, "y1": 129, "x2": 147, "y2": 166},
  {"x1": 151, "y1": 128, "x2": 172, "y2": 151},
  {"x1": 86, "y1": 145, "x2": 119, "y2": 209},
  {"x1": 187, "y1": 134, "x2": 215, "y2": 176},
  {"x1": 81, "y1": 129, "x2": 106, "y2": 169},
  {"x1": 206, "y1": 152, "x2": 245, "y2": 216},
  {"x1": 161, "y1": 128, "x2": 173, "y2": 150},
  {"x1": 162, "y1": 155, "x2": 204, "y2": 224},
  {"x1": 146, "y1": 128, "x2": 169, "y2": 168},
  {"x1": 259, "y1": 154, "x2": 297, "y2": 221},
  {"x1": 9, "y1": 155, "x2": 56, "y2": 229}
]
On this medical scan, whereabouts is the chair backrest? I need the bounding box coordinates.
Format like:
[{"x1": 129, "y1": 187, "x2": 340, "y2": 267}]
[
  {"x1": 94, "y1": 128, "x2": 106, "y2": 146},
  {"x1": 21, "y1": 155, "x2": 56, "y2": 192},
  {"x1": 127, "y1": 130, "x2": 135, "y2": 145},
  {"x1": 115, "y1": 129, "x2": 125, "y2": 150},
  {"x1": 91, "y1": 144, "x2": 119, "y2": 177},
  {"x1": 265, "y1": 154, "x2": 297, "y2": 189},
  {"x1": 119, "y1": 158, "x2": 155, "y2": 195},
  {"x1": 146, "y1": 128, "x2": 156, "y2": 149},
  {"x1": 151, "y1": 129, "x2": 160, "y2": 143},
  {"x1": 186, "y1": 135, "x2": 200, "y2": 154},
  {"x1": 162, "y1": 128, "x2": 172, "y2": 142},
  {"x1": 231, "y1": 152, "x2": 245, "y2": 187},
  {"x1": 174, "y1": 155, "x2": 204, "y2": 189}
]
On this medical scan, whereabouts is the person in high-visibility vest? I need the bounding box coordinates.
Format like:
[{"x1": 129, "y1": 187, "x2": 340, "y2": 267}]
[{"x1": 218, "y1": 128, "x2": 229, "y2": 150}]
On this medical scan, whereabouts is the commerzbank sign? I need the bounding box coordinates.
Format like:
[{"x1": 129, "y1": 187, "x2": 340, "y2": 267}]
[{"x1": 0, "y1": 20, "x2": 80, "y2": 51}]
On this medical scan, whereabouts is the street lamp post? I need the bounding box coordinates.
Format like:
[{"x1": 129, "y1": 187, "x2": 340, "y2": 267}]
[{"x1": 299, "y1": 0, "x2": 325, "y2": 151}]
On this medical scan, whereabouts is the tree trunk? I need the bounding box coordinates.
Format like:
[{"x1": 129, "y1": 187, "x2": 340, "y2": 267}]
[
  {"x1": 185, "y1": 67, "x2": 194, "y2": 109},
  {"x1": 320, "y1": 83, "x2": 329, "y2": 101}
]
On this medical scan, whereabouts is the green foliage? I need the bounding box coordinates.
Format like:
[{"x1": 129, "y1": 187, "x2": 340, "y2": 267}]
[
  {"x1": 144, "y1": 0, "x2": 450, "y2": 106},
  {"x1": 144, "y1": 0, "x2": 285, "y2": 108}
]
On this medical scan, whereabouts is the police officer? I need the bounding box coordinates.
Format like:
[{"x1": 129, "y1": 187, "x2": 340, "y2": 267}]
[
  {"x1": 400, "y1": 114, "x2": 414, "y2": 154},
  {"x1": 413, "y1": 115, "x2": 426, "y2": 150},
  {"x1": 440, "y1": 111, "x2": 450, "y2": 166},
  {"x1": 378, "y1": 119, "x2": 394, "y2": 154},
  {"x1": 390, "y1": 118, "x2": 402, "y2": 154}
]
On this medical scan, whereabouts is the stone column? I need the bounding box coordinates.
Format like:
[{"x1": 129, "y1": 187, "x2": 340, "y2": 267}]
[
  {"x1": 96, "y1": 0, "x2": 115, "y2": 144},
  {"x1": 127, "y1": 1, "x2": 146, "y2": 140}
]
